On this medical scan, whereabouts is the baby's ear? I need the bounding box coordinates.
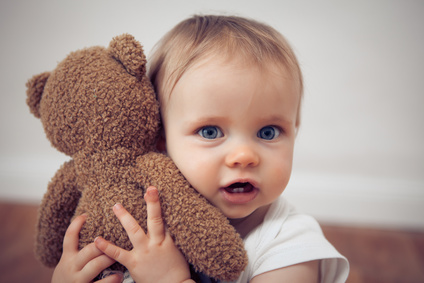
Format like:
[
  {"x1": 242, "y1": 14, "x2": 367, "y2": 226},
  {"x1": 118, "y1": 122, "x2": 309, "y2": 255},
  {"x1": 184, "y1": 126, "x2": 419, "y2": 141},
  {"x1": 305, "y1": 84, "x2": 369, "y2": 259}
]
[
  {"x1": 26, "y1": 72, "x2": 50, "y2": 118},
  {"x1": 108, "y1": 34, "x2": 146, "y2": 79}
]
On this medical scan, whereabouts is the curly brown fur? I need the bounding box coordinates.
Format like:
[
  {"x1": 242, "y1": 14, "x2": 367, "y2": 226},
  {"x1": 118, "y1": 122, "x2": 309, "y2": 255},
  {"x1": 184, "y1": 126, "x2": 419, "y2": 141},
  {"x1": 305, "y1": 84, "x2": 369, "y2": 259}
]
[{"x1": 27, "y1": 34, "x2": 247, "y2": 281}]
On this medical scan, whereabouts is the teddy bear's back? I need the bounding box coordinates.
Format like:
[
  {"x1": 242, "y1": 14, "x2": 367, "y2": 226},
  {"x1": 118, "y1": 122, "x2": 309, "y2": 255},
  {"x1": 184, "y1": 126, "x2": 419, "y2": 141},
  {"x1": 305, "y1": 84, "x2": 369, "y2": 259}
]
[
  {"x1": 74, "y1": 149, "x2": 147, "y2": 252},
  {"x1": 69, "y1": 146, "x2": 150, "y2": 274}
]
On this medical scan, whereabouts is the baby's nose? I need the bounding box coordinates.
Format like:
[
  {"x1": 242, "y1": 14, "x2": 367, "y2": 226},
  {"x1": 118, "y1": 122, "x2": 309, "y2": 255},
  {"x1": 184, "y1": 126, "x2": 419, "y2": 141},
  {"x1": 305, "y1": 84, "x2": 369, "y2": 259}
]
[{"x1": 225, "y1": 145, "x2": 259, "y2": 168}]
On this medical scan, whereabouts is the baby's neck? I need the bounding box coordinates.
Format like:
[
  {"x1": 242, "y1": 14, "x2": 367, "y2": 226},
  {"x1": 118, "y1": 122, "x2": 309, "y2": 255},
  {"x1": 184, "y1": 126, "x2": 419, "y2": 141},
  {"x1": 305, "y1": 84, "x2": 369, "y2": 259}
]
[{"x1": 229, "y1": 204, "x2": 271, "y2": 238}]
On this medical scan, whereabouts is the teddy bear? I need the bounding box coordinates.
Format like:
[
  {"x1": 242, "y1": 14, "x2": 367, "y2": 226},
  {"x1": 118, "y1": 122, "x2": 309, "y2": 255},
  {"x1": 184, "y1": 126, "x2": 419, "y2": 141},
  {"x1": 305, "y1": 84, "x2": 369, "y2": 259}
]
[{"x1": 26, "y1": 34, "x2": 247, "y2": 281}]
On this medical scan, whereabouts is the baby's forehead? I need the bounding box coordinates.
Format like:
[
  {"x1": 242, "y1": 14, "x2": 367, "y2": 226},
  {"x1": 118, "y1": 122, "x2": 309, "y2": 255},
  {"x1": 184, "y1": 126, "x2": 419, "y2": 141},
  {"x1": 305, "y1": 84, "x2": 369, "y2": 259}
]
[
  {"x1": 184, "y1": 53, "x2": 299, "y2": 91},
  {"x1": 158, "y1": 51, "x2": 301, "y2": 112},
  {"x1": 159, "y1": 55, "x2": 302, "y2": 131},
  {"x1": 184, "y1": 51, "x2": 294, "y2": 80},
  {"x1": 162, "y1": 55, "x2": 300, "y2": 125},
  {"x1": 170, "y1": 56, "x2": 298, "y2": 101},
  {"x1": 198, "y1": 50, "x2": 290, "y2": 69}
]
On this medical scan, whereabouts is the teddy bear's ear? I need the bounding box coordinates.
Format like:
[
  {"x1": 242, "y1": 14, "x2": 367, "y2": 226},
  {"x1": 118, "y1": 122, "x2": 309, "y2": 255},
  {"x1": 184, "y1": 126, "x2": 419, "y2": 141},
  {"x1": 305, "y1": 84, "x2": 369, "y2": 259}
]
[
  {"x1": 26, "y1": 72, "x2": 50, "y2": 118},
  {"x1": 108, "y1": 34, "x2": 147, "y2": 79}
]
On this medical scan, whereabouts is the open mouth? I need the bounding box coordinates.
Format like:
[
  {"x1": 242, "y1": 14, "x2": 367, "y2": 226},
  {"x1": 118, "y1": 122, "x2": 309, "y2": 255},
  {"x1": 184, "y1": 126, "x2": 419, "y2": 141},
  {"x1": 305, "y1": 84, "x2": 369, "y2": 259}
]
[
  {"x1": 221, "y1": 181, "x2": 259, "y2": 204},
  {"x1": 224, "y1": 182, "x2": 255, "y2": 193}
]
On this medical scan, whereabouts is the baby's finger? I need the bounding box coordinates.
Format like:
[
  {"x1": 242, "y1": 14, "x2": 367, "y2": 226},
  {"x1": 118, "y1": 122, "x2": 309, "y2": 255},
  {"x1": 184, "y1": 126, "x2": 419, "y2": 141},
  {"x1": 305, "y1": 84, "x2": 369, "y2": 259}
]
[
  {"x1": 62, "y1": 214, "x2": 87, "y2": 254},
  {"x1": 112, "y1": 203, "x2": 146, "y2": 246},
  {"x1": 81, "y1": 254, "x2": 117, "y2": 281},
  {"x1": 75, "y1": 242, "x2": 108, "y2": 271},
  {"x1": 94, "y1": 236, "x2": 130, "y2": 267},
  {"x1": 145, "y1": 186, "x2": 166, "y2": 244}
]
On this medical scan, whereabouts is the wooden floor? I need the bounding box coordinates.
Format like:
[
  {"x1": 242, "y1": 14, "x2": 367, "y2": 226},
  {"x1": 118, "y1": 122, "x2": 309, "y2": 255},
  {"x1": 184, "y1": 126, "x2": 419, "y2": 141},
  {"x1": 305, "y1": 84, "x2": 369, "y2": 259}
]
[{"x1": 1, "y1": 201, "x2": 424, "y2": 283}]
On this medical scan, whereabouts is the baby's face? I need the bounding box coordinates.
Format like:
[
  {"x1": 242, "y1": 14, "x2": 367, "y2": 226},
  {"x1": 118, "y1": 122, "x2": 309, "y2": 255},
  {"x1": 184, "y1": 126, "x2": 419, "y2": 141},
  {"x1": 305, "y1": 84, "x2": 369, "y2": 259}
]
[{"x1": 161, "y1": 57, "x2": 300, "y2": 220}]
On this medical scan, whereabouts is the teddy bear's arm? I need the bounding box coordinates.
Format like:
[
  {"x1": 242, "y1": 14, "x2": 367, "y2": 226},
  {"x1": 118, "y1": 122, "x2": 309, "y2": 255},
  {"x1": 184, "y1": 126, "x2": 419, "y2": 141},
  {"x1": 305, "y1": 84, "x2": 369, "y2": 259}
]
[
  {"x1": 135, "y1": 152, "x2": 248, "y2": 281},
  {"x1": 35, "y1": 159, "x2": 81, "y2": 267}
]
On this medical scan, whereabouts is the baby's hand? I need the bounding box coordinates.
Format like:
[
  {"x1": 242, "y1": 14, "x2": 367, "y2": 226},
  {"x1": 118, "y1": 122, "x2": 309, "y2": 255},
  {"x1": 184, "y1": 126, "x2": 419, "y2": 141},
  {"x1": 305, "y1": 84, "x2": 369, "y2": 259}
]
[
  {"x1": 51, "y1": 214, "x2": 121, "y2": 283},
  {"x1": 94, "y1": 186, "x2": 193, "y2": 283}
]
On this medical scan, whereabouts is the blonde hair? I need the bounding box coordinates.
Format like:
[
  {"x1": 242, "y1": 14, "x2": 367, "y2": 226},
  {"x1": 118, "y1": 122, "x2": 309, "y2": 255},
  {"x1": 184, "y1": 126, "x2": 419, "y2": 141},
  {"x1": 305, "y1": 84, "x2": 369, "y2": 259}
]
[{"x1": 148, "y1": 14, "x2": 303, "y2": 125}]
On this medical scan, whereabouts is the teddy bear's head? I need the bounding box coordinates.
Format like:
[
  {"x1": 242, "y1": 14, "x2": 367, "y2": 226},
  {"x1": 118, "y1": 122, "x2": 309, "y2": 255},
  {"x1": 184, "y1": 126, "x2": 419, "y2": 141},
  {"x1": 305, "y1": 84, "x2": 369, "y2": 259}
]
[{"x1": 26, "y1": 34, "x2": 160, "y2": 157}]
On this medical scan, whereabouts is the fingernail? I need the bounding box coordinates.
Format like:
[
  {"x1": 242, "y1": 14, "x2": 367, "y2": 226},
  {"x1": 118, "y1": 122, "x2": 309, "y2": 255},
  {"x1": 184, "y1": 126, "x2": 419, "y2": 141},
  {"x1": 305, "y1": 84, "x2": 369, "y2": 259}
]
[
  {"x1": 146, "y1": 187, "x2": 159, "y2": 200},
  {"x1": 77, "y1": 213, "x2": 88, "y2": 221},
  {"x1": 147, "y1": 186, "x2": 158, "y2": 195},
  {"x1": 94, "y1": 236, "x2": 106, "y2": 248},
  {"x1": 113, "y1": 203, "x2": 123, "y2": 210}
]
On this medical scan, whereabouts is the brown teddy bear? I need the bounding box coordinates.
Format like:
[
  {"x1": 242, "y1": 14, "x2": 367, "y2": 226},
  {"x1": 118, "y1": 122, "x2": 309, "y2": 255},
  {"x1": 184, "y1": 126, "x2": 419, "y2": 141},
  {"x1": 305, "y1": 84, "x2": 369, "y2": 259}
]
[{"x1": 26, "y1": 34, "x2": 247, "y2": 281}]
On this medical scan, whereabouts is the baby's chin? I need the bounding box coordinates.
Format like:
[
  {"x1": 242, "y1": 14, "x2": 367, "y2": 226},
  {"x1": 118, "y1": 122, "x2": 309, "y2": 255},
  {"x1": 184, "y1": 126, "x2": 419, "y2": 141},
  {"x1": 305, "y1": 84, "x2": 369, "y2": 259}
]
[
  {"x1": 225, "y1": 207, "x2": 259, "y2": 224},
  {"x1": 227, "y1": 204, "x2": 272, "y2": 227}
]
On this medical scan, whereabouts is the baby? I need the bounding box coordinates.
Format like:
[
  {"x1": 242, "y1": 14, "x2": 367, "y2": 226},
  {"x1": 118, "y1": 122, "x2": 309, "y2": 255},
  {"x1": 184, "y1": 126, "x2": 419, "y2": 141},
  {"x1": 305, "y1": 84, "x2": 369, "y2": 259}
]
[{"x1": 52, "y1": 15, "x2": 349, "y2": 283}]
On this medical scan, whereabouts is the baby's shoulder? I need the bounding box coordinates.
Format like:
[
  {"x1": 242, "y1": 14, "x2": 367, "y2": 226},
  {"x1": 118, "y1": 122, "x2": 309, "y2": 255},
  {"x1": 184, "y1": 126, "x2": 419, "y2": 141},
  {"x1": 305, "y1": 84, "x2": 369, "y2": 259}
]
[
  {"x1": 252, "y1": 197, "x2": 324, "y2": 245},
  {"x1": 240, "y1": 198, "x2": 349, "y2": 283}
]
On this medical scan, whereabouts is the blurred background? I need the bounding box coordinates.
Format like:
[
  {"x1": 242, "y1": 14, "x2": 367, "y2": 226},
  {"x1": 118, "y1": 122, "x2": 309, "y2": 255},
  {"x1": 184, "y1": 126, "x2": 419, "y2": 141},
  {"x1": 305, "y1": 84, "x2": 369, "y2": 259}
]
[{"x1": 1, "y1": 0, "x2": 423, "y2": 282}]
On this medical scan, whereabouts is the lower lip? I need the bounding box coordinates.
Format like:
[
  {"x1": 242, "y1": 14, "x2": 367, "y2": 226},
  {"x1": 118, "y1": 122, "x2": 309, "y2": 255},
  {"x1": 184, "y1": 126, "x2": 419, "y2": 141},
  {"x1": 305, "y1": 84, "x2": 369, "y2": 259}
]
[{"x1": 220, "y1": 187, "x2": 259, "y2": 204}]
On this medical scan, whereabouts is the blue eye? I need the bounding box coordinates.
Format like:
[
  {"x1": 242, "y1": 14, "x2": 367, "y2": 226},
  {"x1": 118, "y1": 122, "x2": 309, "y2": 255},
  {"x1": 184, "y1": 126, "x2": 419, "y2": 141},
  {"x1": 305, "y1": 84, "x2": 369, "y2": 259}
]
[
  {"x1": 258, "y1": 126, "x2": 280, "y2": 140},
  {"x1": 198, "y1": 126, "x2": 223, "y2": 139}
]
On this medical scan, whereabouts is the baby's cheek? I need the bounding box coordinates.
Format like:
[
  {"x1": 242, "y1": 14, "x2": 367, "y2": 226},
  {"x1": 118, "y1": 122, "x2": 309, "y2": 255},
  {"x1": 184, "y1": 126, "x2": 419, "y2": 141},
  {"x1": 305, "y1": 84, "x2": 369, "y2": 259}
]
[
  {"x1": 177, "y1": 158, "x2": 210, "y2": 188},
  {"x1": 271, "y1": 160, "x2": 292, "y2": 189}
]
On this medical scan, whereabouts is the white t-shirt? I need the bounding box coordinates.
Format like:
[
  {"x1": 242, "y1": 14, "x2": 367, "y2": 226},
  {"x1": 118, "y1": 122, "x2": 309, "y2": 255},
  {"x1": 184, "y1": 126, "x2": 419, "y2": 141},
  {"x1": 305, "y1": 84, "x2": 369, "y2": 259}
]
[{"x1": 223, "y1": 196, "x2": 349, "y2": 283}]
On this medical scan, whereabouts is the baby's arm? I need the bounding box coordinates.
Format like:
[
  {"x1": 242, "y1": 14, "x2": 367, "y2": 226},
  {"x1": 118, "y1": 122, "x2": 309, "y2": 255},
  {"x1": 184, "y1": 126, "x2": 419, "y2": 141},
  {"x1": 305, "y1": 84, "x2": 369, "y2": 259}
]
[
  {"x1": 94, "y1": 186, "x2": 195, "y2": 283},
  {"x1": 51, "y1": 214, "x2": 120, "y2": 283},
  {"x1": 250, "y1": 260, "x2": 319, "y2": 283}
]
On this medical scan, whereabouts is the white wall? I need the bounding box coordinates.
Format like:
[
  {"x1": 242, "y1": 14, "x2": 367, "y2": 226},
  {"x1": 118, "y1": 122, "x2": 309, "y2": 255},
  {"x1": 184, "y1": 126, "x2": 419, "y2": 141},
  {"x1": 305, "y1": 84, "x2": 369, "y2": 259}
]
[{"x1": 1, "y1": 0, "x2": 423, "y2": 230}]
